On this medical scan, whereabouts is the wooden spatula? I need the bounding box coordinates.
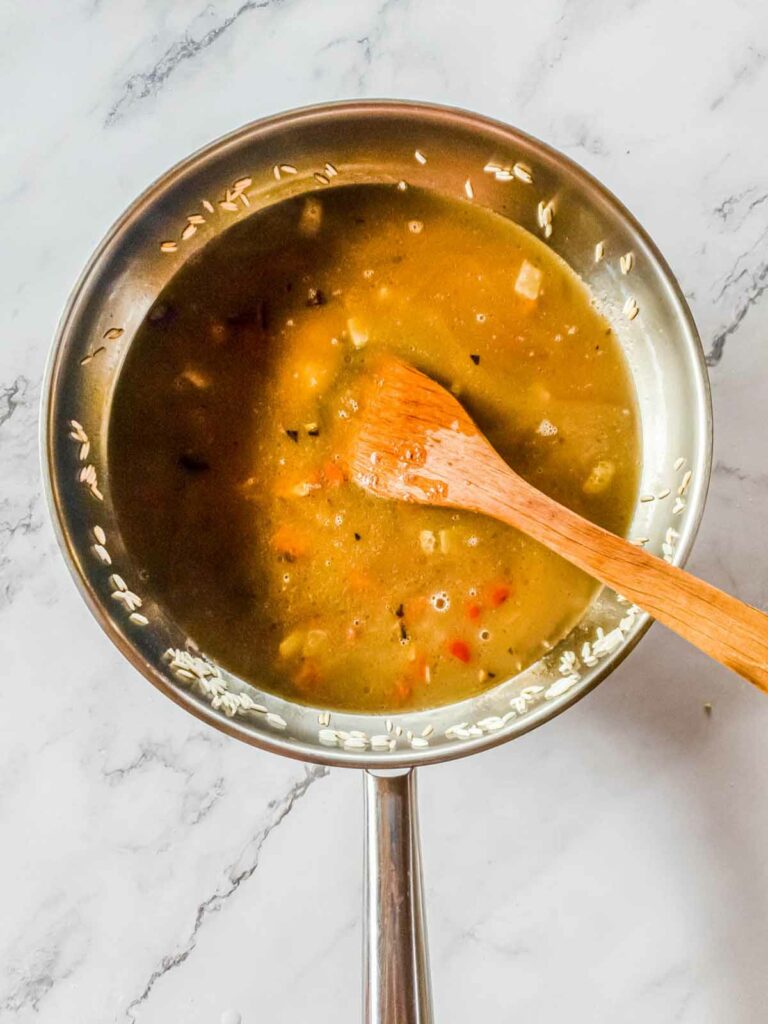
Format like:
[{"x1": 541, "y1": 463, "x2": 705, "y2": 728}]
[{"x1": 348, "y1": 357, "x2": 768, "y2": 692}]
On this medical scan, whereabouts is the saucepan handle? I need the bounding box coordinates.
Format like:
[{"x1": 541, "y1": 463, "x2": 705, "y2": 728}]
[{"x1": 363, "y1": 767, "x2": 433, "y2": 1024}]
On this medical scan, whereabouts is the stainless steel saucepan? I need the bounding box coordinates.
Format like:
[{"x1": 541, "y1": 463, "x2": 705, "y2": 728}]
[{"x1": 43, "y1": 100, "x2": 712, "y2": 1023}]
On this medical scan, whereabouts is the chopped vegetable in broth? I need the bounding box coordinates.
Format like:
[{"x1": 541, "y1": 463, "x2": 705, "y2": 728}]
[{"x1": 109, "y1": 184, "x2": 640, "y2": 712}]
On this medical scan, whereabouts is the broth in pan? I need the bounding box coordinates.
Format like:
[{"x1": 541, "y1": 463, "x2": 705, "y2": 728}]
[{"x1": 110, "y1": 184, "x2": 640, "y2": 711}]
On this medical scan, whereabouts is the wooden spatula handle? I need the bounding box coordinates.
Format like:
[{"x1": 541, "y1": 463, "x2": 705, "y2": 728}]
[{"x1": 474, "y1": 460, "x2": 768, "y2": 692}]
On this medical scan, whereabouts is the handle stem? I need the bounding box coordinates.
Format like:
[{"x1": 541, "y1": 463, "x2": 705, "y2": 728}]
[{"x1": 363, "y1": 768, "x2": 432, "y2": 1024}]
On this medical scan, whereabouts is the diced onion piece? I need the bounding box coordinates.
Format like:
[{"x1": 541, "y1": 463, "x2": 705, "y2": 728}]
[
  {"x1": 290, "y1": 481, "x2": 320, "y2": 497},
  {"x1": 419, "y1": 529, "x2": 436, "y2": 554},
  {"x1": 438, "y1": 529, "x2": 451, "y2": 554},
  {"x1": 583, "y1": 460, "x2": 616, "y2": 494},
  {"x1": 298, "y1": 197, "x2": 323, "y2": 236},
  {"x1": 174, "y1": 367, "x2": 210, "y2": 390},
  {"x1": 514, "y1": 259, "x2": 543, "y2": 301},
  {"x1": 347, "y1": 317, "x2": 369, "y2": 349},
  {"x1": 303, "y1": 629, "x2": 328, "y2": 655},
  {"x1": 279, "y1": 631, "x2": 304, "y2": 658}
]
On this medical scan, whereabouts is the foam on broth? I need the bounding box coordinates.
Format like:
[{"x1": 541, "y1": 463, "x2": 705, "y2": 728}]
[{"x1": 109, "y1": 184, "x2": 640, "y2": 712}]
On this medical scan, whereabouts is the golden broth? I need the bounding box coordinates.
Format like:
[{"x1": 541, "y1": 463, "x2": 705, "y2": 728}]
[{"x1": 109, "y1": 184, "x2": 640, "y2": 712}]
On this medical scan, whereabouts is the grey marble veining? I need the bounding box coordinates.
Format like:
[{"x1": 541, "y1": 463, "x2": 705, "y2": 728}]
[{"x1": 2, "y1": 1, "x2": 768, "y2": 1021}]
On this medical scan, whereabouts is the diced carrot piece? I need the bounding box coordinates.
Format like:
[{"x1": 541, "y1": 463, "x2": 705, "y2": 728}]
[
  {"x1": 271, "y1": 523, "x2": 309, "y2": 558},
  {"x1": 448, "y1": 639, "x2": 471, "y2": 663},
  {"x1": 466, "y1": 601, "x2": 482, "y2": 621},
  {"x1": 393, "y1": 677, "x2": 413, "y2": 705},
  {"x1": 322, "y1": 459, "x2": 347, "y2": 487},
  {"x1": 487, "y1": 583, "x2": 511, "y2": 608}
]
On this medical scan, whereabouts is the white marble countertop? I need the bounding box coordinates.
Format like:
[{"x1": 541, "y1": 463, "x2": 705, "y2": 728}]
[{"x1": 3, "y1": 1, "x2": 768, "y2": 1021}]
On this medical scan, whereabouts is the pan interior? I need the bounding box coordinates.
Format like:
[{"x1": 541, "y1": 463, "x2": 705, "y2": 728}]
[{"x1": 45, "y1": 102, "x2": 710, "y2": 765}]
